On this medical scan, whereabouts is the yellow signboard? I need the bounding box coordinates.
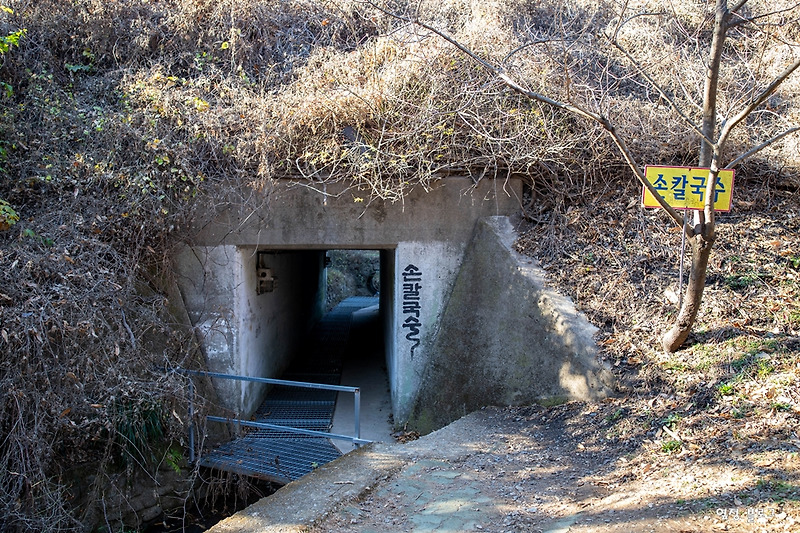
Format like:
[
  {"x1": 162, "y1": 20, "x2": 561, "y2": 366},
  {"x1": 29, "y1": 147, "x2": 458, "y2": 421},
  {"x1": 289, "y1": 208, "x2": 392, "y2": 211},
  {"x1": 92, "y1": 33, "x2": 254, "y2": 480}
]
[{"x1": 642, "y1": 166, "x2": 735, "y2": 211}]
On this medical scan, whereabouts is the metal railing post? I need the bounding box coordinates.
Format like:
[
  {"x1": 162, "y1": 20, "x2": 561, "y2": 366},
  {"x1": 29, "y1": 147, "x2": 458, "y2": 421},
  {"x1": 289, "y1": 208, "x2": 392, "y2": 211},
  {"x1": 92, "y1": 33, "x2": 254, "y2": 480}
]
[
  {"x1": 354, "y1": 387, "x2": 361, "y2": 446},
  {"x1": 188, "y1": 377, "x2": 195, "y2": 464}
]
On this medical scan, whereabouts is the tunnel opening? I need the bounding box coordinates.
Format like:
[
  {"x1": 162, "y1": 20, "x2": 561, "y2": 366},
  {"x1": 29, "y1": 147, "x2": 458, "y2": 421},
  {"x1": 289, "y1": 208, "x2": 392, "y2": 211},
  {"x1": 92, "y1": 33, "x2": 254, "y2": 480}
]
[
  {"x1": 324, "y1": 251, "x2": 394, "y2": 452},
  {"x1": 192, "y1": 246, "x2": 397, "y2": 483},
  {"x1": 242, "y1": 246, "x2": 396, "y2": 449},
  {"x1": 324, "y1": 249, "x2": 381, "y2": 311}
]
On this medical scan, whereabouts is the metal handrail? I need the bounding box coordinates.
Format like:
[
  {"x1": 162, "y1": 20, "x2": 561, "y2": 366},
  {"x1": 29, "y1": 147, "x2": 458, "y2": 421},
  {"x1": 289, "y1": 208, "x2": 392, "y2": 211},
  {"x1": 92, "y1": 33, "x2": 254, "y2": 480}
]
[{"x1": 179, "y1": 368, "x2": 368, "y2": 463}]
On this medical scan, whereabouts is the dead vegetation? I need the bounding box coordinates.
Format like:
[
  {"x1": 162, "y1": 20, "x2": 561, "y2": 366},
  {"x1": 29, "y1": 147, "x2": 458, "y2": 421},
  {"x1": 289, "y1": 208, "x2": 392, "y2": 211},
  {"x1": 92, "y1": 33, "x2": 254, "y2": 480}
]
[
  {"x1": 509, "y1": 179, "x2": 800, "y2": 529},
  {"x1": 0, "y1": 0, "x2": 798, "y2": 531}
]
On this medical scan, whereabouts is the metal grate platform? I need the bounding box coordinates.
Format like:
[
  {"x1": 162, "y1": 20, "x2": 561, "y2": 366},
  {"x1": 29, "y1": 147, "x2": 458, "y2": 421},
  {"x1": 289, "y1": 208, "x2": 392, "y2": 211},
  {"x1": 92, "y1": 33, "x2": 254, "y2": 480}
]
[
  {"x1": 198, "y1": 297, "x2": 379, "y2": 484},
  {"x1": 200, "y1": 435, "x2": 342, "y2": 483}
]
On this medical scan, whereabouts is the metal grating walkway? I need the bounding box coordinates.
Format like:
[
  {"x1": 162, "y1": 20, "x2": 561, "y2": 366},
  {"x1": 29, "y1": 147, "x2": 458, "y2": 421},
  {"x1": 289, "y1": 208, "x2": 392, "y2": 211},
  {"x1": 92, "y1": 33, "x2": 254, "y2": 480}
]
[
  {"x1": 199, "y1": 435, "x2": 343, "y2": 483},
  {"x1": 198, "y1": 296, "x2": 379, "y2": 483}
]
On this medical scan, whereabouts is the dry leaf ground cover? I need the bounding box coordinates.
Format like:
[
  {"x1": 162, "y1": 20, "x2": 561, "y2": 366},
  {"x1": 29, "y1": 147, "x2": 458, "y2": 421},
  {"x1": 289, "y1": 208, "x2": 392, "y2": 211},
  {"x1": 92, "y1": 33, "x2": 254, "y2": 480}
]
[
  {"x1": 517, "y1": 177, "x2": 800, "y2": 529},
  {"x1": 308, "y1": 402, "x2": 800, "y2": 533}
]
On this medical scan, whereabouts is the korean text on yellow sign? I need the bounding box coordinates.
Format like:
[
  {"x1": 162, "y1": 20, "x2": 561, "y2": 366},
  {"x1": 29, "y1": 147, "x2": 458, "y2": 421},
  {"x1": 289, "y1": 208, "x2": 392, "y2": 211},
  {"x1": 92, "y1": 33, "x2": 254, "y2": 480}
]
[{"x1": 642, "y1": 166, "x2": 735, "y2": 211}]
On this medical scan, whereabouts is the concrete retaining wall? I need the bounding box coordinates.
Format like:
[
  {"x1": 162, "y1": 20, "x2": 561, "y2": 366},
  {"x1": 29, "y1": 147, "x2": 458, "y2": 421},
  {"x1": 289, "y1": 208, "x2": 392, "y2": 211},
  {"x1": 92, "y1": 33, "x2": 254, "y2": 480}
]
[{"x1": 408, "y1": 217, "x2": 615, "y2": 433}]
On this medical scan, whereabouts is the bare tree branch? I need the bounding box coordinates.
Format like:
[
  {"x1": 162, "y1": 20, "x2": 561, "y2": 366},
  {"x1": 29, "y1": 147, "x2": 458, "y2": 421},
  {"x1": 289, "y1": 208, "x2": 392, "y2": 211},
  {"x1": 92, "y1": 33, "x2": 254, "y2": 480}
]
[
  {"x1": 368, "y1": 0, "x2": 687, "y2": 227},
  {"x1": 613, "y1": 10, "x2": 668, "y2": 37},
  {"x1": 727, "y1": 126, "x2": 800, "y2": 168},
  {"x1": 728, "y1": 2, "x2": 800, "y2": 28},
  {"x1": 609, "y1": 38, "x2": 712, "y2": 145},
  {"x1": 699, "y1": 0, "x2": 730, "y2": 169},
  {"x1": 717, "y1": 56, "x2": 800, "y2": 148},
  {"x1": 692, "y1": 0, "x2": 731, "y2": 234},
  {"x1": 367, "y1": 1, "x2": 497, "y2": 70},
  {"x1": 676, "y1": 73, "x2": 704, "y2": 114},
  {"x1": 730, "y1": 0, "x2": 750, "y2": 13},
  {"x1": 502, "y1": 39, "x2": 569, "y2": 68}
]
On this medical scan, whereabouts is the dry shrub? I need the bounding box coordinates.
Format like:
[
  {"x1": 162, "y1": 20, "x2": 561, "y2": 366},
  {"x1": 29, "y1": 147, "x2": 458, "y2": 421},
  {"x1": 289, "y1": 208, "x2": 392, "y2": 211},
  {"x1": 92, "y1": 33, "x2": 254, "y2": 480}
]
[
  {"x1": 0, "y1": 1, "x2": 384, "y2": 529},
  {"x1": 0, "y1": 0, "x2": 798, "y2": 530}
]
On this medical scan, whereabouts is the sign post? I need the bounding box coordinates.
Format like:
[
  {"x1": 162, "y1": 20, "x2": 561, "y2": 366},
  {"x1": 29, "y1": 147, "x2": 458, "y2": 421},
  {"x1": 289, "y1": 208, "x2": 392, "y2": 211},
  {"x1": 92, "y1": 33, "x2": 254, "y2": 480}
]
[{"x1": 642, "y1": 165, "x2": 735, "y2": 308}]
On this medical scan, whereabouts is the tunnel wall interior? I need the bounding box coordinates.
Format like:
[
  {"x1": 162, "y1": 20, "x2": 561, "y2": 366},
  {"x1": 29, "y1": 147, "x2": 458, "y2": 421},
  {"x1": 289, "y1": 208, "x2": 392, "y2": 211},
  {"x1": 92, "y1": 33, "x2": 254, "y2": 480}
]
[
  {"x1": 174, "y1": 246, "x2": 325, "y2": 417},
  {"x1": 236, "y1": 248, "x2": 326, "y2": 416}
]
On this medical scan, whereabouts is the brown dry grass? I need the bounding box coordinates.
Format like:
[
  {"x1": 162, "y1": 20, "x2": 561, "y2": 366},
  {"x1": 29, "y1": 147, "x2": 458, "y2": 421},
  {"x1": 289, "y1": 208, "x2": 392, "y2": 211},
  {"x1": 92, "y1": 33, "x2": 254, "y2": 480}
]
[{"x1": 0, "y1": 0, "x2": 798, "y2": 531}]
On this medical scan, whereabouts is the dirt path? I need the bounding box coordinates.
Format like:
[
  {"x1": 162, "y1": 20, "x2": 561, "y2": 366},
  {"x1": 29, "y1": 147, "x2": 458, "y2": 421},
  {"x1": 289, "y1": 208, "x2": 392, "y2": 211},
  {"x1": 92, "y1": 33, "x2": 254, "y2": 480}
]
[{"x1": 306, "y1": 401, "x2": 800, "y2": 533}]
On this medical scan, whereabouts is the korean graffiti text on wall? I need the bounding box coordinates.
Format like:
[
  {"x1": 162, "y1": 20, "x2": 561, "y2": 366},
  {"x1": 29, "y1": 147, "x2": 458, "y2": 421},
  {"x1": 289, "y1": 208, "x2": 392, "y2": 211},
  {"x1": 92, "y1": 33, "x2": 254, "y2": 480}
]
[{"x1": 401, "y1": 264, "x2": 422, "y2": 357}]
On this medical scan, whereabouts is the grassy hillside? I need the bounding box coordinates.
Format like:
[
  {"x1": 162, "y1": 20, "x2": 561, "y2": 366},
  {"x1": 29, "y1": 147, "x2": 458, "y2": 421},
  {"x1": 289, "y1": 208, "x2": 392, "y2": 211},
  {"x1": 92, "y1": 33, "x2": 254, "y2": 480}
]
[{"x1": 0, "y1": 0, "x2": 798, "y2": 530}]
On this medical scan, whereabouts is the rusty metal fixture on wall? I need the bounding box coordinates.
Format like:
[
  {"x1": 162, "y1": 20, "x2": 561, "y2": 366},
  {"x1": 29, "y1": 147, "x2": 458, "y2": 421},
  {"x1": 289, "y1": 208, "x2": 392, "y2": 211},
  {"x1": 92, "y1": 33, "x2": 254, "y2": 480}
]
[{"x1": 256, "y1": 251, "x2": 277, "y2": 294}]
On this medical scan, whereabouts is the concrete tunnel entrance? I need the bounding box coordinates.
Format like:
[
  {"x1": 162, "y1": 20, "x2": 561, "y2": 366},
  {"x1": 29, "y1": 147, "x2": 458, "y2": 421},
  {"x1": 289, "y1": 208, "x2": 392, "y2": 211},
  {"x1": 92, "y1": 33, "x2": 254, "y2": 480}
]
[
  {"x1": 175, "y1": 178, "x2": 614, "y2": 441},
  {"x1": 246, "y1": 247, "x2": 396, "y2": 448},
  {"x1": 173, "y1": 233, "x2": 437, "y2": 435}
]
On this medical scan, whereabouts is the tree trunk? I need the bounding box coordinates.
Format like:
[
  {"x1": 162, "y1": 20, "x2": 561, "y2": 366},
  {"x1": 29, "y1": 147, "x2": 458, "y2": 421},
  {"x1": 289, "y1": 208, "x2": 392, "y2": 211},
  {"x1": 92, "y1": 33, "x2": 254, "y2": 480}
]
[
  {"x1": 660, "y1": 0, "x2": 729, "y2": 352},
  {"x1": 661, "y1": 232, "x2": 715, "y2": 352}
]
